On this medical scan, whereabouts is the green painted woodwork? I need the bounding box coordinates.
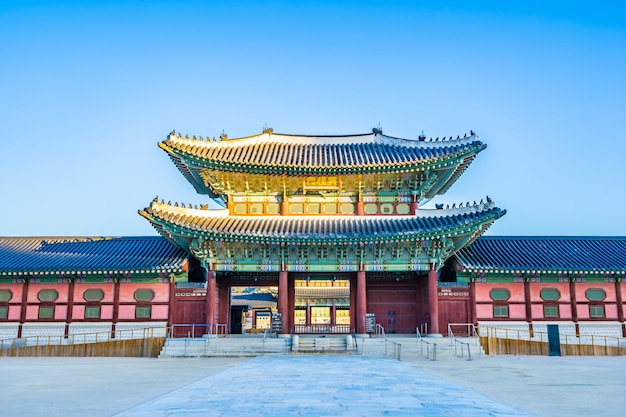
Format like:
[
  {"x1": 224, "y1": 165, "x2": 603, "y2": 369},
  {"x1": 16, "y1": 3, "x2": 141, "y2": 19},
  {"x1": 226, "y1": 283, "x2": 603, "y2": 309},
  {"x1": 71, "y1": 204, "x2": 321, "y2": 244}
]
[
  {"x1": 182, "y1": 166, "x2": 476, "y2": 205},
  {"x1": 489, "y1": 288, "x2": 511, "y2": 300},
  {"x1": 83, "y1": 289, "x2": 105, "y2": 301},
  {"x1": 585, "y1": 288, "x2": 606, "y2": 301},
  {"x1": 37, "y1": 289, "x2": 59, "y2": 302},
  {"x1": 540, "y1": 288, "x2": 561, "y2": 301}
]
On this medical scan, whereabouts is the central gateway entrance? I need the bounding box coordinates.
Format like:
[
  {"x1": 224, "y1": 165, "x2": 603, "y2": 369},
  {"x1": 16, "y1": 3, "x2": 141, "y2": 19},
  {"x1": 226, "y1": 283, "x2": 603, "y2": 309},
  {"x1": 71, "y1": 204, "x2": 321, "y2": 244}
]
[{"x1": 293, "y1": 273, "x2": 351, "y2": 334}]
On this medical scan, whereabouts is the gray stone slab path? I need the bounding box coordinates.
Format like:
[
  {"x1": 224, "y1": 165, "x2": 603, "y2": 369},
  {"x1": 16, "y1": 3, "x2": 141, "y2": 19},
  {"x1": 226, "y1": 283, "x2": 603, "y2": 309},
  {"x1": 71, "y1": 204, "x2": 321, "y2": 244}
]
[{"x1": 115, "y1": 356, "x2": 532, "y2": 417}]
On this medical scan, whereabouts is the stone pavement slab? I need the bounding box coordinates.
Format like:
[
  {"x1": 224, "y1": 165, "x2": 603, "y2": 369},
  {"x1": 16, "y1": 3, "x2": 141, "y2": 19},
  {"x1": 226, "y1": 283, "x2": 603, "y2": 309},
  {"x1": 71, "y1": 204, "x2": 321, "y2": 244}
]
[{"x1": 115, "y1": 356, "x2": 533, "y2": 417}]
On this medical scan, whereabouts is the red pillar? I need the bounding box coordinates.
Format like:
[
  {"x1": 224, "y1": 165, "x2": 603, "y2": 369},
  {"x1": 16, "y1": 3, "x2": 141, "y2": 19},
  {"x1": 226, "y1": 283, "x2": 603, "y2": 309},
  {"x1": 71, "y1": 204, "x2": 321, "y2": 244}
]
[
  {"x1": 64, "y1": 279, "x2": 75, "y2": 338},
  {"x1": 356, "y1": 270, "x2": 367, "y2": 334},
  {"x1": 281, "y1": 193, "x2": 289, "y2": 215},
  {"x1": 167, "y1": 277, "x2": 177, "y2": 329},
  {"x1": 17, "y1": 279, "x2": 29, "y2": 339},
  {"x1": 111, "y1": 278, "x2": 120, "y2": 338},
  {"x1": 278, "y1": 271, "x2": 289, "y2": 334},
  {"x1": 428, "y1": 266, "x2": 440, "y2": 335},
  {"x1": 206, "y1": 269, "x2": 216, "y2": 330},
  {"x1": 570, "y1": 278, "x2": 579, "y2": 336},
  {"x1": 524, "y1": 278, "x2": 533, "y2": 336},
  {"x1": 615, "y1": 279, "x2": 625, "y2": 337},
  {"x1": 410, "y1": 194, "x2": 419, "y2": 215}
]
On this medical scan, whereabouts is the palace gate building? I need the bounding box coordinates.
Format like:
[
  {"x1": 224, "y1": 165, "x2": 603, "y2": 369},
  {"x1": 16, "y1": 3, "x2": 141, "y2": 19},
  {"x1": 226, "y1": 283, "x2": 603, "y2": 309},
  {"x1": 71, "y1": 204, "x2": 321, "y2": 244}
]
[{"x1": 1, "y1": 128, "x2": 625, "y2": 340}]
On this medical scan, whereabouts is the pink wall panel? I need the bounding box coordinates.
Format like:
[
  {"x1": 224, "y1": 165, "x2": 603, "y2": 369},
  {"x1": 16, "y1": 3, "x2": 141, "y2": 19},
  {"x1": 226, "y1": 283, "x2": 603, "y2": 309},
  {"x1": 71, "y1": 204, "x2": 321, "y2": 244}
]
[
  {"x1": 531, "y1": 304, "x2": 544, "y2": 319},
  {"x1": 118, "y1": 283, "x2": 170, "y2": 303},
  {"x1": 475, "y1": 304, "x2": 493, "y2": 319},
  {"x1": 73, "y1": 305, "x2": 85, "y2": 318},
  {"x1": 509, "y1": 304, "x2": 526, "y2": 319},
  {"x1": 529, "y1": 283, "x2": 570, "y2": 302},
  {"x1": 0, "y1": 284, "x2": 23, "y2": 301},
  {"x1": 73, "y1": 284, "x2": 115, "y2": 303},
  {"x1": 25, "y1": 306, "x2": 39, "y2": 320},
  {"x1": 576, "y1": 283, "x2": 616, "y2": 302},
  {"x1": 577, "y1": 305, "x2": 590, "y2": 320},
  {"x1": 117, "y1": 305, "x2": 136, "y2": 320},
  {"x1": 8, "y1": 305, "x2": 21, "y2": 320},
  {"x1": 27, "y1": 284, "x2": 69, "y2": 303},
  {"x1": 54, "y1": 305, "x2": 67, "y2": 320},
  {"x1": 475, "y1": 283, "x2": 525, "y2": 302},
  {"x1": 101, "y1": 305, "x2": 114, "y2": 320},
  {"x1": 151, "y1": 305, "x2": 169, "y2": 320},
  {"x1": 605, "y1": 304, "x2": 618, "y2": 319},
  {"x1": 559, "y1": 304, "x2": 572, "y2": 319}
]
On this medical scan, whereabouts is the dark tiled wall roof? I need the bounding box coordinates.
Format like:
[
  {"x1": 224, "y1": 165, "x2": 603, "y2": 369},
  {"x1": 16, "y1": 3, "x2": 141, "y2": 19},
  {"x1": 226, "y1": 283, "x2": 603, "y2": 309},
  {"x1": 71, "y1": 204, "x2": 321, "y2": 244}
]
[
  {"x1": 0, "y1": 236, "x2": 188, "y2": 274},
  {"x1": 457, "y1": 236, "x2": 626, "y2": 273}
]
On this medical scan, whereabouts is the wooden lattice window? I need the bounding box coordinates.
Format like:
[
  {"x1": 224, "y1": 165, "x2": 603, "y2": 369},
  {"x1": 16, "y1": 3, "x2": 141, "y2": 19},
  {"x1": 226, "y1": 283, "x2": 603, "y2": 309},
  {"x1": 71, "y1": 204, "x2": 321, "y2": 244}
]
[
  {"x1": 38, "y1": 306, "x2": 54, "y2": 319},
  {"x1": 135, "y1": 306, "x2": 152, "y2": 319},
  {"x1": 543, "y1": 305, "x2": 559, "y2": 318},
  {"x1": 85, "y1": 306, "x2": 101, "y2": 319},
  {"x1": 589, "y1": 305, "x2": 605, "y2": 318},
  {"x1": 493, "y1": 305, "x2": 509, "y2": 318}
]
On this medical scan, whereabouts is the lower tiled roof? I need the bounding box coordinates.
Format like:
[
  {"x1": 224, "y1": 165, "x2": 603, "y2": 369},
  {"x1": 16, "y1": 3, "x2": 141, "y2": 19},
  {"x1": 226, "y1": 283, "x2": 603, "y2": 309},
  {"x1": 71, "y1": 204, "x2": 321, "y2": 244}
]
[
  {"x1": 0, "y1": 236, "x2": 188, "y2": 275},
  {"x1": 140, "y1": 202, "x2": 505, "y2": 244},
  {"x1": 457, "y1": 236, "x2": 626, "y2": 273}
]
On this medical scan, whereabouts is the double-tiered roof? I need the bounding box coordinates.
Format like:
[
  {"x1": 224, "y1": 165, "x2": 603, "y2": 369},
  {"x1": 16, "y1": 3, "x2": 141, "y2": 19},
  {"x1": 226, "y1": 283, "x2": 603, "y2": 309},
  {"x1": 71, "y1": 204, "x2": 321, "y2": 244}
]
[{"x1": 142, "y1": 127, "x2": 504, "y2": 272}]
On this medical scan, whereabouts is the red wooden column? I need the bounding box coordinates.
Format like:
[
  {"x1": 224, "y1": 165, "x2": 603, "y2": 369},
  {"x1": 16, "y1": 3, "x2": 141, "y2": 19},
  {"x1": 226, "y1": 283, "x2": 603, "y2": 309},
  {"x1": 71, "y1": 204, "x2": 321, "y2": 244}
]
[
  {"x1": 428, "y1": 265, "x2": 440, "y2": 335},
  {"x1": 281, "y1": 191, "x2": 289, "y2": 215},
  {"x1": 570, "y1": 278, "x2": 579, "y2": 336},
  {"x1": 17, "y1": 279, "x2": 29, "y2": 339},
  {"x1": 469, "y1": 279, "x2": 477, "y2": 326},
  {"x1": 524, "y1": 278, "x2": 533, "y2": 336},
  {"x1": 64, "y1": 279, "x2": 75, "y2": 338},
  {"x1": 167, "y1": 277, "x2": 177, "y2": 329},
  {"x1": 410, "y1": 194, "x2": 419, "y2": 215},
  {"x1": 356, "y1": 270, "x2": 367, "y2": 334},
  {"x1": 111, "y1": 278, "x2": 121, "y2": 338},
  {"x1": 615, "y1": 279, "x2": 625, "y2": 337},
  {"x1": 278, "y1": 271, "x2": 289, "y2": 334},
  {"x1": 205, "y1": 269, "x2": 217, "y2": 331}
]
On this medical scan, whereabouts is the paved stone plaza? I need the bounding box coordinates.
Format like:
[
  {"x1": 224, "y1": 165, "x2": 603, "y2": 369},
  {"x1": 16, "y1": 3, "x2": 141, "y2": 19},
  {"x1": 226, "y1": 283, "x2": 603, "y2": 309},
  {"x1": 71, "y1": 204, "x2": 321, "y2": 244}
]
[
  {"x1": 2, "y1": 354, "x2": 625, "y2": 416},
  {"x1": 115, "y1": 356, "x2": 530, "y2": 417}
]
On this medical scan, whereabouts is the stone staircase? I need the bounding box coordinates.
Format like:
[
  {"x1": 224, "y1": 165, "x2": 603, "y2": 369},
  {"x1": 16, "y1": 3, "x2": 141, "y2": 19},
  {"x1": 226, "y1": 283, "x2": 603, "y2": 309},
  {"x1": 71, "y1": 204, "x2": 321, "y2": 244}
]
[
  {"x1": 292, "y1": 335, "x2": 352, "y2": 354},
  {"x1": 159, "y1": 335, "x2": 291, "y2": 358},
  {"x1": 159, "y1": 334, "x2": 484, "y2": 360},
  {"x1": 356, "y1": 336, "x2": 484, "y2": 360}
]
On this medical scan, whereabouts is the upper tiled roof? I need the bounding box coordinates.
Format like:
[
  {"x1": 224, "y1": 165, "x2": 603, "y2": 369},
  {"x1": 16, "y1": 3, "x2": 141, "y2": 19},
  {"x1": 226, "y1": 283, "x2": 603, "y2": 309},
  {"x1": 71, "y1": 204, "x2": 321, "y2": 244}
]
[
  {"x1": 457, "y1": 236, "x2": 626, "y2": 273},
  {"x1": 0, "y1": 236, "x2": 188, "y2": 275},
  {"x1": 160, "y1": 130, "x2": 485, "y2": 177},
  {"x1": 139, "y1": 201, "x2": 505, "y2": 245}
]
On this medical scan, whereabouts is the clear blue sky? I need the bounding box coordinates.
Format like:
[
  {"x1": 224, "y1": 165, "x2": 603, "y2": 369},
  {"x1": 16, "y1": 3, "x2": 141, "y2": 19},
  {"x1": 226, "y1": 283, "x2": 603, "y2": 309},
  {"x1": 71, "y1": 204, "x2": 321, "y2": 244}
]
[{"x1": 1, "y1": 1, "x2": 624, "y2": 237}]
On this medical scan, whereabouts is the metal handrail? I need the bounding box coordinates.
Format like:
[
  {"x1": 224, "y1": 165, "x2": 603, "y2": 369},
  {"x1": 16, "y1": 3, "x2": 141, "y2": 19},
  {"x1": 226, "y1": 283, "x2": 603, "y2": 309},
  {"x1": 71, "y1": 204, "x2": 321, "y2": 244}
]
[
  {"x1": 454, "y1": 339, "x2": 472, "y2": 360},
  {"x1": 375, "y1": 323, "x2": 386, "y2": 340},
  {"x1": 479, "y1": 326, "x2": 626, "y2": 354},
  {"x1": 418, "y1": 338, "x2": 437, "y2": 361},
  {"x1": 384, "y1": 339, "x2": 401, "y2": 360},
  {"x1": 0, "y1": 326, "x2": 166, "y2": 350}
]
